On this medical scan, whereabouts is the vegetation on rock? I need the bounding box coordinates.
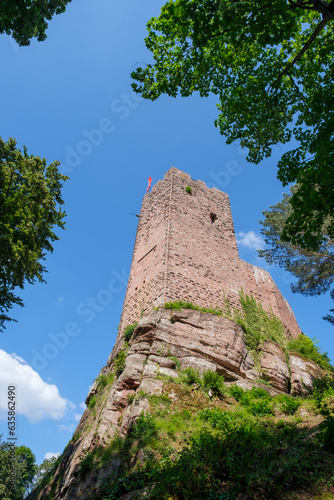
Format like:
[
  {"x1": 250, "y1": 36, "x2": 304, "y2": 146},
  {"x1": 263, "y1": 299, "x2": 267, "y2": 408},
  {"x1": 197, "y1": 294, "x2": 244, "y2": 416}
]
[
  {"x1": 232, "y1": 290, "x2": 286, "y2": 352},
  {"x1": 96, "y1": 372, "x2": 116, "y2": 391},
  {"x1": 97, "y1": 374, "x2": 334, "y2": 499},
  {"x1": 28, "y1": 308, "x2": 334, "y2": 500},
  {"x1": 164, "y1": 293, "x2": 333, "y2": 372},
  {"x1": 288, "y1": 334, "x2": 333, "y2": 371},
  {"x1": 114, "y1": 343, "x2": 130, "y2": 377},
  {"x1": 123, "y1": 322, "x2": 138, "y2": 342},
  {"x1": 165, "y1": 300, "x2": 223, "y2": 315}
]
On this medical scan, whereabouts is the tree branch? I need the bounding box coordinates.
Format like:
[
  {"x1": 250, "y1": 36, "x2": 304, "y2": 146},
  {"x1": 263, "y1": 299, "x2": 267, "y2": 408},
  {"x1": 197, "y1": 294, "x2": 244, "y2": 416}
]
[
  {"x1": 272, "y1": 16, "x2": 328, "y2": 89},
  {"x1": 289, "y1": 0, "x2": 321, "y2": 12},
  {"x1": 0, "y1": 164, "x2": 15, "y2": 207},
  {"x1": 291, "y1": 244, "x2": 334, "y2": 262},
  {"x1": 286, "y1": 71, "x2": 318, "y2": 123},
  {"x1": 288, "y1": 0, "x2": 334, "y2": 17}
]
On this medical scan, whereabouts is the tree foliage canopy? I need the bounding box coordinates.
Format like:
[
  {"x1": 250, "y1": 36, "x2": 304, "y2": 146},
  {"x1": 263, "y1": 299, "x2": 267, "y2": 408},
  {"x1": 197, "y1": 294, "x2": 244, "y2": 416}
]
[
  {"x1": 0, "y1": 437, "x2": 36, "y2": 499},
  {"x1": 131, "y1": 0, "x2": 334, "y2": 250},
  {"x1": 32, "y1": 455, "x2": 58, "y2": 489},
  {"x1": 0, "y1": 0, "x2": 72, "y2": 46},
  {"x1": 0, "y1": 137, "x2": 68, "y2": 331},
  {"x1": 259, "y1": 185, "x2": 334, "y2": 321}
]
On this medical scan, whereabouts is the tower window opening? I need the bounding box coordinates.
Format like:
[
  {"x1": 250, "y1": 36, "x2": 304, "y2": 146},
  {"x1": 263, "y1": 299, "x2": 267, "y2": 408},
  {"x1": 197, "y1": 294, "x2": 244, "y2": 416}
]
[{"x1": 210, "y1": 212, "x2": 218, "y2": 223}]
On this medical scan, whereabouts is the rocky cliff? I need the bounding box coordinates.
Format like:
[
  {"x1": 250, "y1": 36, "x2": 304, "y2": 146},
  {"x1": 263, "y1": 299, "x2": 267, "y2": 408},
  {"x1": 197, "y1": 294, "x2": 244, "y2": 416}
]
[{"x1": 29, "y1": 307, "x2": 325, "y2": 500}]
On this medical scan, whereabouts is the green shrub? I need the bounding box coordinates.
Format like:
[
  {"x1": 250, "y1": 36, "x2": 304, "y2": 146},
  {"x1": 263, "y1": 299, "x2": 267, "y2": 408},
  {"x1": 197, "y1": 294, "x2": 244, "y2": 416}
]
[
  {"x1": 96, "y1": 374, "x2": 108, "y2": 389},
  {"x1": 124, "y1": 322, "x2": 138, "y2": 342},
  {"x1": 136, "y1": 389, "x2": 148, "y2": 400},
  {"x1": 167, "y1": 354, "x2": 181, "y2": 370},
  {"x1": 139, "y1": 419, "x2": 332, "y2": 500},
  {"x1": 78, "y1": 451, "x2": 95, "y2": 478},
  {"x1": 180, "y1": 409, "x2": 192, "y2": 420},
  {"x1": 313, "y1": 374, "x2": 334, "y2": 397},
  {"x1": 248, "y1": 399, "x2": 274, "y2": 416},
  {"x1": 132, "y1": 411, "x2": 158, "y2": 439},
  {"x1": 148, "y1": 394, "x2": 171, "y2": 406},
  {"x1": 127, "y1": 393, "x2": 136, "y2": 404},
  {"x1": 317, "y1": 392, "x2": 334, "y2": 450},
  {"x1": 103, "y1": 470, "x2": 148, "y2": 499},
  {"x1": 248, "y1": 387, "x2": 270, "y2": 399},
  {"x1": 312, "y1": 376, "x2": 334, "y2": 451},
  {"x1": 87, "y1": 395, "x2": 96, "y2": 410},
  {"x1": 165, "y1": 300, "x2": 198, "y2": 311},
  {"x1": 185, "y1": 186, "x2": 192, "y2": 194},
  {"x1": 198, "y1": 408, "x2": 232, "y2": 428},
  {"x1": 202, "y1": 370, "x2": 225, "y2": 395},
  {"x1": 229, "y1": 384, "x2": 246, "y2": 402},
  {"x1": 229, "y1": 385, "x2": 273, "y2": 416},
  {"x1": 280, "y1": 396, "x2": 301, "y2": 415},
  {"x1": 288, "y1": 334, "x2": 333, "y2": 371},
  {"x1": 164, "y1": 301, "x2": 222, "y2": 316},
  {"x1": 115, "y1": 349, "x2": 127, "y2": 377},
  {"x1": 321, "y1": 417, "x2": 334, "y2": 451},
  {"x1": 180, "y1": 367, "x2": 200, "y2": 385},
  {"x1": 96, "y1": 372, "x2": 115, "y2": 392}
]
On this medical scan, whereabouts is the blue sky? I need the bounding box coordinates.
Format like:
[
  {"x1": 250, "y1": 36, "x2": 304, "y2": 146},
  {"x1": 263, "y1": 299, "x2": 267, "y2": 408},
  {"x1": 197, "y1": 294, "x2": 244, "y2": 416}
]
[{"x1": 0, "y1": 0, "x2": 333, "y2": 466}]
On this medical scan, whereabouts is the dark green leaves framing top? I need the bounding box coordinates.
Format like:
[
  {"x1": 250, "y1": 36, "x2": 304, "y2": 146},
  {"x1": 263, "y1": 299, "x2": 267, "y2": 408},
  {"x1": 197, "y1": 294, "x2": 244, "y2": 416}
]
[
  {"x1": 132, "y1": 0, "x2": 334, "y2": 250},
  {"x1": 0, "y1": 0, "x2": 72, "y2": 46}
]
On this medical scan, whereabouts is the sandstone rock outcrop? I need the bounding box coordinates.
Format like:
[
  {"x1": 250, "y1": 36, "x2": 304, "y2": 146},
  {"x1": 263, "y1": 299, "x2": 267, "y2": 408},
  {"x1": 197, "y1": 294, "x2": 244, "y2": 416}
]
[{"x1": 29, "y1": 308, "x2": 323, "y2": 500}]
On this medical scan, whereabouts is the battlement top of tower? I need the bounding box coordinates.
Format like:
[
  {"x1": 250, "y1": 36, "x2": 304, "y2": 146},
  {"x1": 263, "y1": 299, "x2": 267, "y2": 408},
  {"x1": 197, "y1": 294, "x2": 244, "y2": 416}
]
[
  {"x1": 164, "y1": 166, "x2": 191, "y2": 180},
  {"x1": 149, "y1": 166, "x2": 229, "y2": 198}
]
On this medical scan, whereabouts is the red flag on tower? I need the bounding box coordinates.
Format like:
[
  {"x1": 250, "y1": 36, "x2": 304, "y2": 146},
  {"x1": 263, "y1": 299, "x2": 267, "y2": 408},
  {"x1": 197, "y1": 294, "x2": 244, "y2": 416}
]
[{"x1": 146, "y1": 176, "x2": 152, "y2": 193}]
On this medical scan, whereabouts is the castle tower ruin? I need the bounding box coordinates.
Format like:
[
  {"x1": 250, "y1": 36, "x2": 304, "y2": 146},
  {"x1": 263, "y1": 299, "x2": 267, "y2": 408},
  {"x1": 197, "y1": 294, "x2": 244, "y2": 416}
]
[
  {"x1": 30, "y1": 169, "x2": 325, "y2": 500},
  {"x1": 118, "y1": 167, "x2": 300, "y2": 340}
]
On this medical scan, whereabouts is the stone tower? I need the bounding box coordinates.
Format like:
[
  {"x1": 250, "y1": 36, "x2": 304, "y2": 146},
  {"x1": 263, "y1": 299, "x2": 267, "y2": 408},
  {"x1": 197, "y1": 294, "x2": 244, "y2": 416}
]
[
  {"x1": 31, "y1": 169, "x2": 323, "y2": 500},
  {"x1": 118, "y1": 167, "x2": 300, "y2": 339}
]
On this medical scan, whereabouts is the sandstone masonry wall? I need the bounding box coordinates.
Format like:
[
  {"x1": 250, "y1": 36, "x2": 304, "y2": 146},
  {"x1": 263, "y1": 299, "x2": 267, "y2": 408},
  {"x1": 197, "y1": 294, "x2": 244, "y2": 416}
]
[{"x1": 118, "y1": 167, "x2": 300, "y2": 340}]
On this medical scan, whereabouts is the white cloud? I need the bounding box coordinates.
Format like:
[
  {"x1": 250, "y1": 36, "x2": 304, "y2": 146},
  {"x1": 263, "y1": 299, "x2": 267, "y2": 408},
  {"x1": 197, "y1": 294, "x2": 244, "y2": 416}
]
[
  {"x1": 44, "y1": 452, "x2": 61, "y2": 461},
  {"x1": 12, "y1": 353, "x2": 25, "y2": 363},
  {"x1": 236, "y1": 231, "x2": 265, "y2": 251},
  {"x1": 57, "y1": 424, "x2": 75, "y2": 432},
  {"x1": 0, "y1": 350, "x2": 69, "y2": 423},
  {"x1": 74, "y1": 413, "x2": 82, "y2": 422},
  {"x1": 79, "y1": 401, "x2": 86, "y2": 410},
  {"x1": 57, "y1": 297, "x2": 64, "y2": 303}
]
